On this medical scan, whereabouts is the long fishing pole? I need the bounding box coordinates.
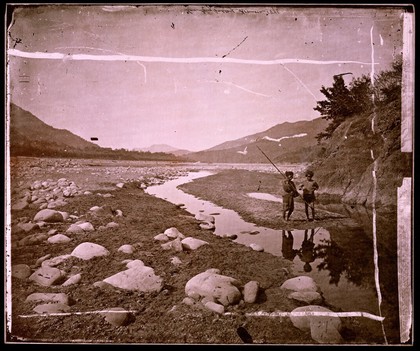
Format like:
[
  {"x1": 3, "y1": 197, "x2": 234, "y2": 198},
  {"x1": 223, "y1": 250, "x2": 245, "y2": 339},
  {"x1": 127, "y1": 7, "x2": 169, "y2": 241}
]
[{"x1": 256, "y1": 145, "x2": 315, "y2": 211}]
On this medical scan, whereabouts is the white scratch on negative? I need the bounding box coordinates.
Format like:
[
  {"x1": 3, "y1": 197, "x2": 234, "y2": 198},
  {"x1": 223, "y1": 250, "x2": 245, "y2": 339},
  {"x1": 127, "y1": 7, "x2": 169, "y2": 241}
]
[
  {"x1": 223, "y1": 81, "x2": 272, "y2": 97},
  {"x1": 262, "y1": 133, "x2": 307, "y2": 146},
  {"x1": 55, "y1": 46, "x2": 147, "y2": 83},
  {"x1": 201, "y1": 79, "x2": 272, "y2": 98},
  {"x1": 19, "y1": 309, "x2": 139, "y2": 318},
  {"x1": 8, "y1": 49, "x2": 377, "y2": 67},
  {"x1": 281, "y1": 64, "x2": 318, "y2": 101},
  {"x1": 370, "y1": 24, "x2": 388, "y2": 345},
  {"x1": 225, "y1": 310, "x2": 385, "y2": 322}
]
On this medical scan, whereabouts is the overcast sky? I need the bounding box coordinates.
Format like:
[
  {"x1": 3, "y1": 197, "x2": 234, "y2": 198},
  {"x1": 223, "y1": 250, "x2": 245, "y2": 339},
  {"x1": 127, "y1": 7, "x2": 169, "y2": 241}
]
[{"x1": 7, "y1": 4, "x2": 404, "y2": 151}]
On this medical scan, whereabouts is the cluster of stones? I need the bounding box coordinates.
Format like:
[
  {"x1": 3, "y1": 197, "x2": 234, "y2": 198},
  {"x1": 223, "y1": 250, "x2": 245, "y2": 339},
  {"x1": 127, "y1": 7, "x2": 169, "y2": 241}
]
[
  {"x1": 153, "y1": 226, "x2": 260, "y2": 315},
  {"x1": 12, "y1": 178, "x2": 83, "y2": 211},
  {"x1": 183, "y1": 268, "x2": 260, "y2": 315},
  {"x1": 194, "y1": 212, "x2": 263, "y2": 252},
  {"x1": 153, "y1": 221, "x2": 343, "y2": 343},
  {"x1": 10, "y1": 181, "x2": 150, "y2": 327},
  {"x1": 11, "y1": 175, "x2": 342, "y2": 342},
  {"x1": 280, "y1": 276, "x2": 343, "y2": 343}
]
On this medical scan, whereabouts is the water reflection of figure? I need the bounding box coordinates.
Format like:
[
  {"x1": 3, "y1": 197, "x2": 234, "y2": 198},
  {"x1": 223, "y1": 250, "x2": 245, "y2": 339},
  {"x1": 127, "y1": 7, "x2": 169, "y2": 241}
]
[
  {"x1": 281, "y1": 230, "x2": 298, "y2": 261},
  {"x1": 298, "y1": 228, "x2": 316, "y2": 272}
]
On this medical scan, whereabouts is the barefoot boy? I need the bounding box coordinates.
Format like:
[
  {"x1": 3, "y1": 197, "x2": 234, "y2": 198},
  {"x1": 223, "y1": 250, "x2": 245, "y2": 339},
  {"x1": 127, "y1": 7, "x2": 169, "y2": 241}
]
[{"x1": 299, "y1": 170, "x2": 319, "y2": 221}]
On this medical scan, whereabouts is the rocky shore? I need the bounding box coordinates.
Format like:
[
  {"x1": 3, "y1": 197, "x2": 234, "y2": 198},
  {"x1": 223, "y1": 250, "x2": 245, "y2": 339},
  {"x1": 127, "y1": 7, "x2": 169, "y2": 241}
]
[{"x1": 7, "y1": 157, "x2": 390, "y2": 344}]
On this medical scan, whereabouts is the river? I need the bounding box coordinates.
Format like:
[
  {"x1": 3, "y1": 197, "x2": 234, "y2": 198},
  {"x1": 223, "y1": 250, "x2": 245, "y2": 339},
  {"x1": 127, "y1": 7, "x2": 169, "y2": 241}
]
[{"x1": 145, "y1": 169, "x2": 400, "y2": 344}]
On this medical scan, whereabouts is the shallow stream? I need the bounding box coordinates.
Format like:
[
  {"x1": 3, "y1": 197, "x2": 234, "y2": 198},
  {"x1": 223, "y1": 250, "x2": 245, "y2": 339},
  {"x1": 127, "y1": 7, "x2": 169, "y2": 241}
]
[{"x1": 146, "y1": 170, "x2": 399, "y2": 343}]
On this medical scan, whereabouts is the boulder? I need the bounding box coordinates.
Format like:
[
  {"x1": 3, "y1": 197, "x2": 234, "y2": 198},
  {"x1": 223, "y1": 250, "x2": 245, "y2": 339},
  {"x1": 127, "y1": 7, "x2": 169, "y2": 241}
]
[
  {"x1": 25, "y1": 293, "x2": 69, "y2": 305},
  {"x1": 47, "y1": 234, "x2": 72, "y2": 244},
  {"x1": 71, "y1": 242, "x2": 110, "y2": 260},
  {"x1": 185, "y1": 271, "x2": 241, "y2": 306},
  {"x1": 118, "y1": 245, "x2": 135, "y2": 254},
  {"x1": 204, "y1": 301, "x2": 225, "y2": 314},
  {"x1": 12, "y1": 264, "x2": 32, "y2": 279},
  {"x1": 29, "y1": 266, "x2": 65, "y2": 286},
  {"x1": 243, "y1": 281, "x2": 259, "y2": 303},
  {"x1": 288, "y1": 291, "x2": 323, "y2": 305},
  {"x1": 249, "y1": 243, "x2": 264, "y2": 252},
  {"x1": 33, "y1": 303, "x2": 70, "y2": 314},
  {"x1": 164, "y1": 227, "x2": 185, "y2": 239},
  {"x1": 103, "y1": 265, "x2": 163, "y2": 293},
  {"x1": 41, "y1": 254, "x2": 71, "y2": 268},
  {"x1": 100, "y1": 307, "x2": 131, "y2": 326},
  {"x1": 62, "y1": 273, "x2": 82, "y2": 286},
  {"x1": 281, "y1": 276, "x2": 318, "y2": 292},
  {"x1": 290, "y1": 305, "x2": 343, "y2": 344},
  {"x1": 195, "y1": 213, "x2": 215, "y2": 223},
  {"x1": 181, "y1": 237, "x2": 209, "y2": 251},
  {"x1": 33, "y1": 209, "x2": 64, "y2": 222}
]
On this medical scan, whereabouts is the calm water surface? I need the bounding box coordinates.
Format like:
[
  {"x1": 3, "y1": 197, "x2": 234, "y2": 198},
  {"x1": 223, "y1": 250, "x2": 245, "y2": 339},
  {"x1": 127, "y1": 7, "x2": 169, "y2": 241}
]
[{"x1": 146, "y1": 170, "x2": 400, "y2": 344}]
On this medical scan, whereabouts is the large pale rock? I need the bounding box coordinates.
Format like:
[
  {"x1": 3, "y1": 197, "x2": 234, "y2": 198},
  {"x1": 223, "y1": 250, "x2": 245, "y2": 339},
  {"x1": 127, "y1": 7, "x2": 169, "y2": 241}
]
[
  {"x1": 161, "y1": 238, "x2": 183, "y2": 252},
  {"x1": 288, "y1": 291, "x2": 323, "y2": 304},
  {"x1": 195, "y1": 213, "x2": 215, "y2": 223},
  {"x1": 281, "y1": 276, "x2": 318, "y2": 292},
  {"x1": 89, "y1": 205, "x2": 113, "y2": 217},
  {"x1": 71, "y1": 242, "x2": 110, "y2": 260},
  {"x1": 77, "y1": 222, "x2": 95, "y2": 232},
  {"x1": 12, "y1": 199, "x2": 29, "y2": 210},
  {"x1": 249, "y1": 243, "x2": 264, "y2": 252},
  {"x1": 25, "y1": 293, "x2": 69, "y2": 305},
  {"x1": 164, "y1": 227, "x2": 185, "y2": 239},
  {"x1": 17, "y1": 223, "x2": 39, "y2": 233},
  {"x1": 103, "y1": 265, "x2": 163, "y2": 292},
  {"x1": 62, "y1": 273, "x2": 82, "y2": 286},
  {"x1": 42, "y1": 254, "x2": 71, "y2": 268},
  {"x1": 47, "y1": 234, "x2": 72, "y2": 244},
  {"x1": 199, "y1": 222, "x2": 215, "y2": 230},
  {"x1": 181, "y1": 237, "x2": 209, "y2": 251},
  {"x1": 33, "y1": 303, "x2": 70, "y2": 314},
  {"x1": 33, "y1": 209, "x2": 64, "y2": 222},
  {"x1": 185, "y1": 271, "x2": 241, "y2": 306},
  {"x1": 204, "y1": 301, "x2": 225, "y2": 314},
  {"x1": 35, "y1": 254, "x2": 52, "y2": 267},
  {"x1": 290, "y1": 305, "x2": 343, "y2": 344},
  {"x1": 154, "y1": 233, "x2": 169, "y2": 242},
  {"x1": 100, "y1": 307, "x2": 131, "y2": 326},
  {"x1": 118, "y1": 245, "x2": 135, "y2": 254},
  {"x1": 126, "y1": 260, "x2": 145, "y2": 269},
  {"x1": 29, "y1": 266, "x2": 66, "y2": 286},
  {"x1": 243, "y1": 281, "x2": 259, "y2": 303},
  {"x1": 66, "y1": 224, "x2": 85, "y2": 234},
  {"x1": 12, "y1": 264, "x2": 32, "y2": 279},
  {"x1": 19, "y1": 233, "x2": 48, "y2": 246}
]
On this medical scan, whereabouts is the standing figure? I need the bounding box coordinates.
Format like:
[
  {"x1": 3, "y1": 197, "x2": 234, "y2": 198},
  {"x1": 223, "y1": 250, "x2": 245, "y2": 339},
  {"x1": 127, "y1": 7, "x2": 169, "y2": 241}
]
[
  {"x1": 299, "y1": 170, "x2": 319, "y2": 221},
  {"x1": 299, "y1": 228, "x2": 316, "y2": 272},
  {"x1": 282, "y1": 230, "x2": 298, "y2": 261},
  {"x1": 282, "y1": 171, "x2": 299, "y2": 221}
]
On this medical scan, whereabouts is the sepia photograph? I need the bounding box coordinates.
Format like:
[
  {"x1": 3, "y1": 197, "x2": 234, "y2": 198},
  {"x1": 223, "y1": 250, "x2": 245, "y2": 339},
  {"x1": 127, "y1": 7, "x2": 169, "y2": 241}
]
[{"x1": 5, "y1": 3, "x2": 414, "y2": 345}]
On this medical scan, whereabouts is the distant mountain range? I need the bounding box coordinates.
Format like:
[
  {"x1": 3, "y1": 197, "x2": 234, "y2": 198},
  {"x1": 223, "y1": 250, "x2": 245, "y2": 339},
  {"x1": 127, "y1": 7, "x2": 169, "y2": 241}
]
[
  {"x1": 184, "y1": 118, "x2": 328, "y2": 164},
  {"x1": 10, "y1": 103, "x2": 101, "y2": 151},
  {"x1": 134, "y1": 144, "x2": 191, "y2": 156},
  {"x1": 8, "y1": 104, "x2": 179, "y2": 161},
  {"x1": 8, "y1": 102, "x2": 327, "y2": 164}
]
